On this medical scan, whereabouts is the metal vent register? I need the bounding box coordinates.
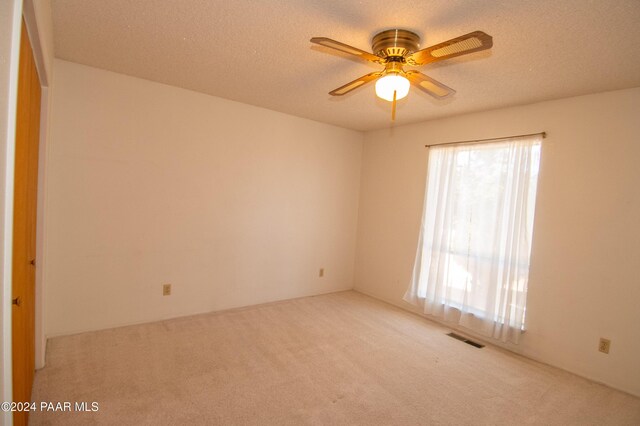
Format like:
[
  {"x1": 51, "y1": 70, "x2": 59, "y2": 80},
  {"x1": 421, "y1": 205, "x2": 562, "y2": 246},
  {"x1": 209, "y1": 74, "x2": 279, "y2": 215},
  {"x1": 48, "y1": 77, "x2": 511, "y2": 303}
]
[{"x1": 447, "y1": 332, "x2": 485, "y2": 348}]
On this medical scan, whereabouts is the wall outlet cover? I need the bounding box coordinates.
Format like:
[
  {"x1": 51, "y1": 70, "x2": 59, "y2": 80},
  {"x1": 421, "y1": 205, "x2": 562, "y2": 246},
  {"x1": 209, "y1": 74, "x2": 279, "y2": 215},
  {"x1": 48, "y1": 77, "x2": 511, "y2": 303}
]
[
  {"x1": 163, "y1": 284, "x2": 171, "y2": 296},
  {"x1": 598, "y1": 338, "x2": 611, "y2": 354}
]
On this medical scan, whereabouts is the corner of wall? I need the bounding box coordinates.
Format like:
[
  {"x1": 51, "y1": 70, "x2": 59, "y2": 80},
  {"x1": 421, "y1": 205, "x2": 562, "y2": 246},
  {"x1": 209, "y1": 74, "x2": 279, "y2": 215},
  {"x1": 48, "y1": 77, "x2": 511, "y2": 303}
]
[{"x1": 350, "y1": 130, "x2": 369, "y2": 293}]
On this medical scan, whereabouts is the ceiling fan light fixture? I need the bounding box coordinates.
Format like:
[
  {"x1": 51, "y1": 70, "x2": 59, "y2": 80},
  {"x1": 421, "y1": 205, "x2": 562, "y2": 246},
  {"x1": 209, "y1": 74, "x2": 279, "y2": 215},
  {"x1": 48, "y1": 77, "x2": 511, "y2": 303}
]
[
  {"x1": 375, "y1": 74, "x2": 410, "y2": 102},
  {"x1": 311, "y1": 29, "x2": 493, "y2": 118}
]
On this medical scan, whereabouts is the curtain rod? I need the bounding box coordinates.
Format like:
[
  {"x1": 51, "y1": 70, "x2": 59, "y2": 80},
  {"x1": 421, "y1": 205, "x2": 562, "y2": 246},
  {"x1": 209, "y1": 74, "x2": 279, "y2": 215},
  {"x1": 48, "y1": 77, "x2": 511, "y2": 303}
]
[{"x1": 424, "y1": 131, "x2": 547, "y2": 148}]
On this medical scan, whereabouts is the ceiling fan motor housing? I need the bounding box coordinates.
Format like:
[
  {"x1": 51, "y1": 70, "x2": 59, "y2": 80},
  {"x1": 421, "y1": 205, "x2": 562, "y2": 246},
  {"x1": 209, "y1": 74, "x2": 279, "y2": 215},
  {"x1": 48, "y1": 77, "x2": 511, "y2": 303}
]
[{"x1": 372, "y1": 29, "x2": 420, "y2": 60}]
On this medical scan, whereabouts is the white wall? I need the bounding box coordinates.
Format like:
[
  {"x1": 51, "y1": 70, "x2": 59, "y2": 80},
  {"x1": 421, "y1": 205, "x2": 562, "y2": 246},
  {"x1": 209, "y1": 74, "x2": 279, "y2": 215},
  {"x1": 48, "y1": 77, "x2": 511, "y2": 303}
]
[
  {"x1": 45, "y1": 60, "x2": 363, "y2": 336},
  {"x1": 354, "y1": 87, "x2": 640, "y2": 397}
]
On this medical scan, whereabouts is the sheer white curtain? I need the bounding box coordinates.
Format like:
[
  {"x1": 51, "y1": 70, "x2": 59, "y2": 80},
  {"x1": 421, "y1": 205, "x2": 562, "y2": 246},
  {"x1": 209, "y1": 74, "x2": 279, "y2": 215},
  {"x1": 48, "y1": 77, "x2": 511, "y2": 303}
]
[{"x1": 404, "y1": 135, "x2": 542, "y2": 343}]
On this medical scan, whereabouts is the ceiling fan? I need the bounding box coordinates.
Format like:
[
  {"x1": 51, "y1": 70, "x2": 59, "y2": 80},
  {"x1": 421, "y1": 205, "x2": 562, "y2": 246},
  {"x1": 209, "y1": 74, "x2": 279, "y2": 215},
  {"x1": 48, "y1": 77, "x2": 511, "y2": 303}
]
[{"x1": 310, "y1": 29, "x2": 493, "y2": 120}]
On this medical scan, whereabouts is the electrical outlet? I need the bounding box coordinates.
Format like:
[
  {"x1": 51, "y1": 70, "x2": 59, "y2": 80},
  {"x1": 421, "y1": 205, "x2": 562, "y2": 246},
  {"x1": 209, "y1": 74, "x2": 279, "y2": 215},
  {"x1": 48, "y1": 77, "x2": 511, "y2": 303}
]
[
  {"x1": 598, "y1": 338, "x2": 611, "y2": 354},
  {"x1": 163, "y1": 284, "x2": 171, "y2": 296},
  {"x1": 319, "y1": 268, "x2": 324, "y2": 278}
]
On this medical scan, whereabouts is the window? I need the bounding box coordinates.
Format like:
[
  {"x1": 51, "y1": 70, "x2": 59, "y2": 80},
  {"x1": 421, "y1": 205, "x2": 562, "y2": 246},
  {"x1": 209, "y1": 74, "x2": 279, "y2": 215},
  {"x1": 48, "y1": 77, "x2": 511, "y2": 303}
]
[{"x1": 404, "y1": 135, "x2": 542, "y2": 343}]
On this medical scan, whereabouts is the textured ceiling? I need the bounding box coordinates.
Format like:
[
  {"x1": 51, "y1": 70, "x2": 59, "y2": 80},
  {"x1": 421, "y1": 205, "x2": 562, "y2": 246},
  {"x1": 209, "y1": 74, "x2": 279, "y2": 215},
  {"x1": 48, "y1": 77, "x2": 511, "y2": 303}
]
[{"x1": 51, "y1": 0, "x2": 640, "y2": 131}]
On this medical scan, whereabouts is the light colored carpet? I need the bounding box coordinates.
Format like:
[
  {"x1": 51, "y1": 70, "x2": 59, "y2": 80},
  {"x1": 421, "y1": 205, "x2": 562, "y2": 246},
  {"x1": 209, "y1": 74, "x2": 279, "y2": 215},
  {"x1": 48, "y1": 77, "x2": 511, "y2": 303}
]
[{"x1": 30, "y1": 291, "x2": 640, "y2": 425}]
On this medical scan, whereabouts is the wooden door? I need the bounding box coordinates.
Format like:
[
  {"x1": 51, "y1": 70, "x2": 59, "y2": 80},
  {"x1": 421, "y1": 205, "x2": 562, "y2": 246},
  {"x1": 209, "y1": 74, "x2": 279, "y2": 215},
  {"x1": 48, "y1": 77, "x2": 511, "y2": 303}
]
[{"x1": 12, "y1": 19, "x2": 41, "y2": 426}]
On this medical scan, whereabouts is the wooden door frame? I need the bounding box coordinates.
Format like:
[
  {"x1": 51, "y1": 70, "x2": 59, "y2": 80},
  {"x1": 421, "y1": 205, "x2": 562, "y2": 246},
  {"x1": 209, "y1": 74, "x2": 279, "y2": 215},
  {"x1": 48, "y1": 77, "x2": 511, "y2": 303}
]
[
  {"x1": 0, "y1": 0, "x2": 51, "y2": 420},
  {"x1": 12, "y1": 19, "x2": 42, "y2": 425}
]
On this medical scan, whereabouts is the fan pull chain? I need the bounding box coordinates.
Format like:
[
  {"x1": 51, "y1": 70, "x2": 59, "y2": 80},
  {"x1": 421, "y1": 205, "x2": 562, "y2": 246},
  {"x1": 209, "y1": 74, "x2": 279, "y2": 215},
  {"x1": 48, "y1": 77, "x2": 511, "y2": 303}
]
[{"x1": 391, "y1": 90, "x2": 397, "y2": 121}]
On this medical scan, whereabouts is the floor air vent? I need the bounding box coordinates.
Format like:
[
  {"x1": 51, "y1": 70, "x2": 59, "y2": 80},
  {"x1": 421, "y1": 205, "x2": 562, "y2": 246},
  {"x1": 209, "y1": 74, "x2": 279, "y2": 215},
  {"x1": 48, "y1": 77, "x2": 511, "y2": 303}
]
[{"x1": 447, "y1": 332, "x2": 485, "y2": 348}]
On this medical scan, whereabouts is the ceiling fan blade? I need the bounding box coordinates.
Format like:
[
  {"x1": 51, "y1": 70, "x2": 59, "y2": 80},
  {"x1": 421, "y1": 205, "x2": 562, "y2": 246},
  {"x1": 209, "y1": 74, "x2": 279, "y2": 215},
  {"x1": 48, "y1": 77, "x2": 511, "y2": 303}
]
[
  {"x1": 405, "y1": 71, "x2": 456, "y2": 99},
  {"x1": 329, "y1": 72, "x2": 382, "y2": 96},
  {"x1": 406, "y1": 31, "x2": 493, "y2": 66},
  {"x1": 310, "y1": 37, "x2": 383, "y2": 64}
]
